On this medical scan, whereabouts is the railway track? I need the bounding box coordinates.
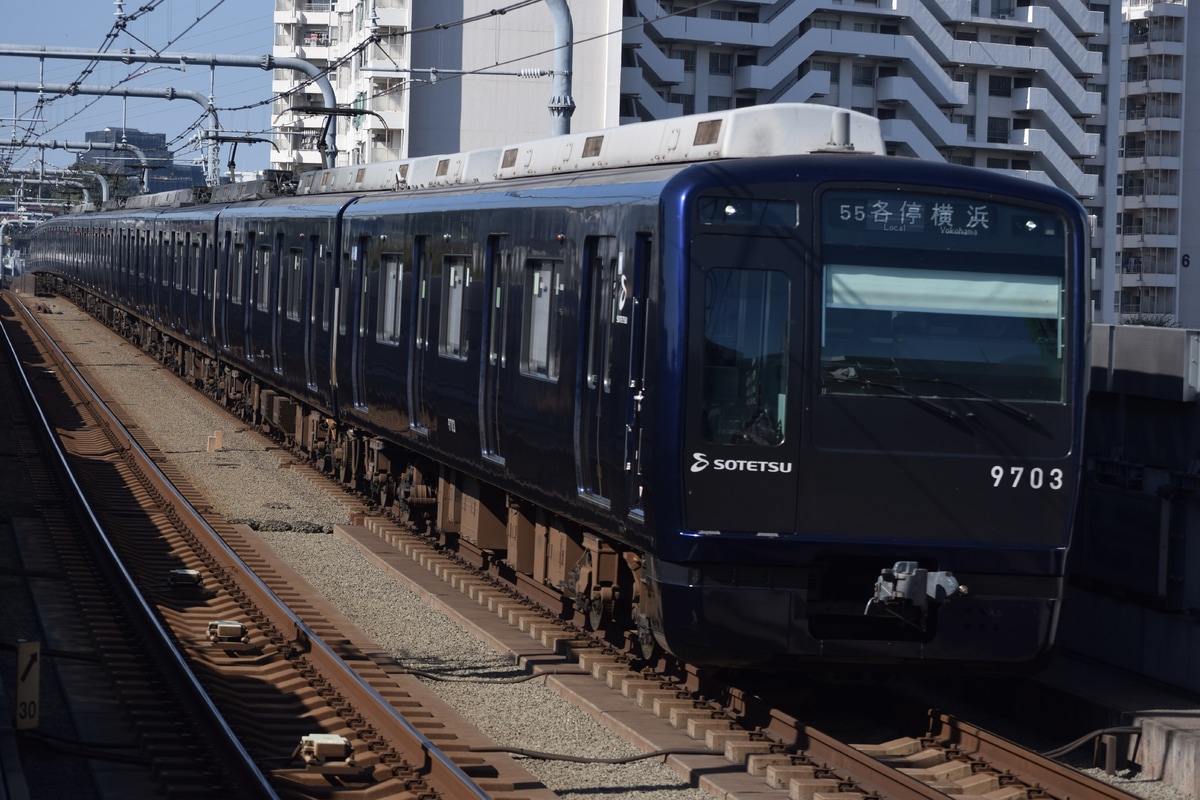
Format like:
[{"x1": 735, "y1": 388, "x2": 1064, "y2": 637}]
[
  {"x1": 2, "y1": 290, "x2": 556, "y2": 800},
  {"x1": 13, "y1": 287, "x2": 1154, "y2": 800}
]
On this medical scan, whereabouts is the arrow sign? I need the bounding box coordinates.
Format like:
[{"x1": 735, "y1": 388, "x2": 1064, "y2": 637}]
[
  {"x1": 20, "y1": 649, "x2": 39, "y2": 683},
  {"x1": 15, "y1": 640, "x2": 40, "y2": 730}
]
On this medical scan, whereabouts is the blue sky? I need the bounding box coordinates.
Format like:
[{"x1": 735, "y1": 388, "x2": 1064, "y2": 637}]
[{"x1": 2, "y1": 0, "x2": 275, "y2": 173}]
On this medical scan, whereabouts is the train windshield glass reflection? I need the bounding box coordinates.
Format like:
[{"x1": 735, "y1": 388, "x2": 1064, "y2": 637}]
[
  {"x1": 701, "y1": 268, "x2": 789, "y2": 445},
  {"x1": 819, "y1": 190, "x2": 1067, "y2": 404}
]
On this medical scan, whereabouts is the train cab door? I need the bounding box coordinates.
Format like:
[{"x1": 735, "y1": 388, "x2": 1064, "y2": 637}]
[
  {"x1": 481, "y1": 235, "x2": 508, "y2": 464},
  {"x1": 577, "y1": 236, "x2": 630, "y2": 509},
  {"x1": 408, "y1": 236, "x2": 432, "y2": 435},
  {"x1": 682, "y1": 234, "x2": 802, "y2": 534}
]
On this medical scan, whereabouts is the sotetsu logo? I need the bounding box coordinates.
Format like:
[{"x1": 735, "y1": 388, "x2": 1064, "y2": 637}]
[{"x1": 691, "y1": 453, "x2": 794, "y2": 474}]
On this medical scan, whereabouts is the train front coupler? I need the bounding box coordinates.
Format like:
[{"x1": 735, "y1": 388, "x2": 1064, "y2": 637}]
[{"x1": 864, "y1": 561, "x2": 966, "y2": 625}]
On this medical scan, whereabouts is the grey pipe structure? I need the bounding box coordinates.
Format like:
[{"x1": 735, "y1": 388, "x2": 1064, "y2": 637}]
[
  {"x1": 543, "y1": 0, "x2": 575, "y2": 135},
  {"x1": 0, "y1": 44, "x2": 338, "y2": 170},
  {"x1": 24, "y1": 141, "x2": 151, "y2": 200},
  {"x1": 6, "y1": 165, "x2": 111, "y2": 203},
  {"x1": 0, "y1": 80, "x2": 219, "y2": 185},
  {"x1": 8, "y1": 175, "x2": 96, "y2": 204}
]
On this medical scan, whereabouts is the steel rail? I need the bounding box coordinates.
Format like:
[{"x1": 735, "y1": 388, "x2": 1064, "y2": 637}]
[
  {"x1": 1, "y1": 292, "x2": 279, "y2": 798},
  {"x1": 926, "y1": 711, "x2": 1145, "y2": 800},
  {"x1": 11, "y1": 292, "x2": 496, "y2": 800}
]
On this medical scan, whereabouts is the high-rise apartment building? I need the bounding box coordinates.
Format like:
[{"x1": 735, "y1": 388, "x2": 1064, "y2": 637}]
[{"x1": 271, "y1": 0, "x2": 1199, "y2": 326}]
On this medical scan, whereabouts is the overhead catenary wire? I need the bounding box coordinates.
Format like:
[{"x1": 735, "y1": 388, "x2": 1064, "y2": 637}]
[{"x1": 6, "y1": 0, "x2": 724, "y2": 176}]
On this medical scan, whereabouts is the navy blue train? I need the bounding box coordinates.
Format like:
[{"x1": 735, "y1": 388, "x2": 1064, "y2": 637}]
[{"x1": 29, "y1": 105, "x2": 1091, "y2": 670}]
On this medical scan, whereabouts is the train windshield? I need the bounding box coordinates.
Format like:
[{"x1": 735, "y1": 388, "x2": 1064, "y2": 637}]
[
  {"x1": 700, "y1": 268, "x2": 790, "y2": 445},
  {"x1": 819, "y1": 190, "x2": 1068, "y2": 404}
]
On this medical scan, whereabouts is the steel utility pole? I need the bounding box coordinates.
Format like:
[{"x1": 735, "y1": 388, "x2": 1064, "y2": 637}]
[{"x1": 544, "y1": 0, "x2": 575, "y2": 135}]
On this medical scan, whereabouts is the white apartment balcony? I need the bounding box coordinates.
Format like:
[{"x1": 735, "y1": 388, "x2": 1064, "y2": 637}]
[
  {"x1": 1121, "y1": 154, "x2": 1182, "y2": 172},
  {"x1": 617, "y1": 56, "x2": 686, "y2": 119},
  {"x1": 889, "y1": 0, "x2": 971, "y2": 28},
  {"x1": 1127, "y1": 39, "x2": 1186, "y2": 58},
  {"x1": 1022, "y1": 0, "x2": 1104, "y2": 38},
  {"x1": 1024, "y1": 5, "x2": 1104, "y2": 71},
  {"x1": 1125, "y1": 77, "x2": 1186, "y2": 97},
  {"x1": 1139, "y1": 0, "x2": 1188, "y2": 18},
  {"x1": 634, "y1": 0, "x2": 769, "y2": 47},
  {"x1": 295, "y1": 43, "x2": 333, "y2": 61},
  {"x1": 1119, "y1": 192, "x2": 1181, "y2": 211},
  {"x1": 1012, "y1": 128, "x2": 1099, "y2": 197},
  {"x1": 737, "y1": 30, "x2": 968, "y2": 107},
  {"x1": 625, "y1": 24, "x2": 685, "y2": 86},
  {"x1": 1119, "y1": 271, "x2": 1178, "y2": 289},
  {"x1": 1120, "y1": 231, "x2": 1179, "y2": 250},
  {"x1": 995, "y1": 168, "x2": 1057, "y2": 188},
  {"x1": 770, "y1": 68, "x2": 832, "y2": 104},
  {"x1": 1011, "y1": 87, "x2": 1099, "y2": 158},
  {"x1": 374, "y1": 8, "x2": 408, "y2": 28},
  {"x1": 877, "y1": 76, "x2": 969, "y2": 147},
  {"x1": 948, "y1": 40, "x2": 1100, "y2": 116},
  {"x1": 1123, "y1": 114, "x2": 1183, "y2": 135},
  {"x1": 878, "y1": 118, "x2": 946, "y2": 160}
]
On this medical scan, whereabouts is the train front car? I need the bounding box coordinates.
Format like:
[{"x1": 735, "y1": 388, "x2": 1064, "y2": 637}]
[{"x1": 646, "y1": 155, "x2": 1089, "y2": 670}]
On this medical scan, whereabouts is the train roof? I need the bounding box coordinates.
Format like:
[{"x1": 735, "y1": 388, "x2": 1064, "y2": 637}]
[
  {"x1": 296, "y1": 104, "x2": 883, "y2": 195},
  {"x1": 53, "y1": 104, "x2": 884, "y2": 216}
]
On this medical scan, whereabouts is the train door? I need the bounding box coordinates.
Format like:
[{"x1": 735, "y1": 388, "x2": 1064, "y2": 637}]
[
  {"x1": 211, "y1": 230, "x2": 230, "y2": 349},
  {"x1": 481, "y1": 234, "x2": 508, "y2": 464},
  {"x1": 408, "y1": 235, "x2": 432, "y2": 435},
  {"x1": 351, "y1": 236, "x2": 370, "y2": 409},
  {"x1": 682, "y1": 234, "x2": 802, "y2": 533},
  {"x1": 247, "y1": 235, "x2": 269, "y2": 364},
  {"x1": 229, "y1": 234, "x2": 250, "y2": 359},
  {"x1": 305, "y1": 236, "x2": 333, "y2": 395},
  {"x1": 173, "y1": 233, "x2": 186, "y2": 332},
  {"x1": 624, "y1": 234, "x2": 652, "y2": 519},
  {"x1": 189, "y1": 233, "x2": 205, "y2": 339},
  {"x1": 271, "y1": 239, "x2": 286, "y2": 374},
  {"x1": 577, "y1": 236, "x2": 630, "y2": 508}
]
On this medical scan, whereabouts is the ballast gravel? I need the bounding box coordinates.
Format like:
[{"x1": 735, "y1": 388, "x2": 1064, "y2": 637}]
[{"x1": 36, "y1": 301, "x2": 718, "y2": 800}]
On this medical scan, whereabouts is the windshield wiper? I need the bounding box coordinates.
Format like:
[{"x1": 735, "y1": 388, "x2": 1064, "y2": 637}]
[
  {"x1": 898, "y1": 375, "x2": 1036, "y2": 424},
  {"x1": 826, "y1": 369, "x2": 963, "y2": 425},
  {"x1": 825, "y1": 358, "x2": 1040, "y2": 426}
]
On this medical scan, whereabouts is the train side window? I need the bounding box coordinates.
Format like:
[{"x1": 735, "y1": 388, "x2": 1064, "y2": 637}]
[
  {"x1": 231, "y1": 244, "x2": 245, "y2": 305},
  {"x1": 308, "y1": 238, "x2": 330, "y2": 333},
  {"x1": 440, "y1": 255, "x2": 471, "y2": 360},
  {"x1": 190, "y1": 236, "x2": 204, "y2": 297},
  {"x1": 254, "y1": 244, "x2": 271, "y2": 312},
  {"x1": 286, "y1": 248, "x2": 303, "y2": 321},
  {"x1": 378, "y1": 253, "x2": 403, "y2": 344},
  {"x1": 338, "y1": 255, "x2": 352, "y2": 335},
  {"x1": 160, "y1": 233, "x2": 171, "y2": 287},
  {"x1": 176, "y1": 236, "x2": 187, "y2": 290},
  {"x1": 521, "y1": 258, "x2": 563, "y2": 380}
]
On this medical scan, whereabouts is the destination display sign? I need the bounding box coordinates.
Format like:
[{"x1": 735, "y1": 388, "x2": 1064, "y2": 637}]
[
  {"x1": 828, "y1": 193, "x2": 997, "y2": 237},
  {"x1": 823, "y1": 190, "x2": 1065, "y2": 256}
]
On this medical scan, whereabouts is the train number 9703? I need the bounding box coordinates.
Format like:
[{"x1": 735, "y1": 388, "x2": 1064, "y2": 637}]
[{"x1": 991, "y1": 466, "x2": 1064, "y2": 490}]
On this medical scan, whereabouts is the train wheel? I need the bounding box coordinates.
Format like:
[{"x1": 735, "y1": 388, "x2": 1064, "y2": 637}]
[
  {"x1": 635, "y1": 610, "x2": 658, "y2": 661},
  {"x1": 585, "y1": 586, "x2": 614, "y2": 632},
  {"x1": 378, "y1": 480, "x2": 394, "y2": 512}
]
